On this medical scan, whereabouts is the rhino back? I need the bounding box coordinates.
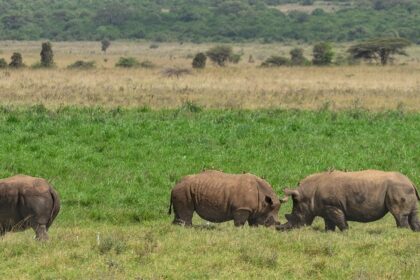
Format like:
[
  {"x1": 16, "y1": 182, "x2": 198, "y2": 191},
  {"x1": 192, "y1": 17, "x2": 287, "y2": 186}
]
[
  {"x1": 179, "y1": 171, "x2": 259, "y2": 222},
  {"x1": 300, "y1": 170, "x2": 412, "y2": 222}
]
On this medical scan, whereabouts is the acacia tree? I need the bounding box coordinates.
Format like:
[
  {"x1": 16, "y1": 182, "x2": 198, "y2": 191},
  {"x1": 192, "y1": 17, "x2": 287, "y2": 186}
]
[
  {"x1": 348, "y1": 38, "x2": 411, "y2": 65},
  {"x1": 206, "y1": 45, "x2": 233, "y2": 66}
]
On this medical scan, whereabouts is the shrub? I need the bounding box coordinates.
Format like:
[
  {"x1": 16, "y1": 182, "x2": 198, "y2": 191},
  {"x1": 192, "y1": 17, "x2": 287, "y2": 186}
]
[
  {"x1": 261, "y1": 56, "x2": 290, "y2": 67},
  {"x1": 229, "y1": 53, "x2": 242, "y2": 64},
  {"x1": 149, "y1": 43, "x2": 159, "y2": 49},
  {"x1": 101, "y1": 39, "x2": 111, "y2": 53},
  {"x1": 290, "y1": 48, "x2": 308, "y2": 66},
  {"x1": 68, "y1": 60, "x2": 96, "y2": 69},
  {"x1": 192, "y1": 52, "x2": 207, "y2": 69},
  {"x1": 9, "y1": 52, "x2": 24, "y2": 68},
  {"x1": 312, "y1": 42, "x2": 334, "y2": 65},
  {"x1": 40, "y1": 42, "x2": 54, "y2": 67},
  {"x1": 206, "y1": 45, "x2": 233, "y2": 66},
  {"x1": 115, "y1": 57, "x2": 140, "y2": 68},
  {"x1": 0, "y1": 58, "x2": 7, "y2": 68}
]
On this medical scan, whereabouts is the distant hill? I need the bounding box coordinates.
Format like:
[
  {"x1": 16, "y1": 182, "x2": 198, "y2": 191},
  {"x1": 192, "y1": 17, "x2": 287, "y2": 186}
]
[{"x1": 0, "y1": 0, "x2": 419, "y2": 43}]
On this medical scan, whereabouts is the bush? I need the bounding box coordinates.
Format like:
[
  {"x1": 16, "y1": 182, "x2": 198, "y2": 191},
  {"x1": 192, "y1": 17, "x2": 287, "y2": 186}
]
[
  {"x1": 101, "y1": 39, "x2": 111, "y2": 53},
  {"x1": 149, "y1": 43, "x2": 159, "y2": 49},
  {"x1": 290, "y1": 48, "x2": 308, "y2": 66},
  {"x1": 9, "y1": 52, "x2": 24, "y2": 68},
  {"x1": 0, "y1": 58, "x2": 7, "y2": 68},
  {"x1": 192, "y1": 53, "x2": 207, "y2": 69},
  {"x1": 40, "y1": 42, "x2": 54, "y2": 67},
  {"x1": 261, "y1": 56, "x2": 290, "y2": 67},
  {"x1": 115, "y1": 57, "x2": 140, "y2": 68},
  {"x1": 206, "y1": 45, "x2": 233, "y2": 66},
  {"x1": 312, "y1": 42, "x2": 334, "y2": 66},
  {"x1": 68, "y1": 60, "x2": 96, "y2": 69},
  {"x1": 229, "y1": 53, "x2": 243, "y2": 64}
]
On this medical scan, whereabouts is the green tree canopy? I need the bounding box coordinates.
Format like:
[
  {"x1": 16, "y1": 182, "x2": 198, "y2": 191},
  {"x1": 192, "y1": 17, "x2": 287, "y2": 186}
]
[{"x1": 348, "y1": 37, "x2": 411, "y2": 65}]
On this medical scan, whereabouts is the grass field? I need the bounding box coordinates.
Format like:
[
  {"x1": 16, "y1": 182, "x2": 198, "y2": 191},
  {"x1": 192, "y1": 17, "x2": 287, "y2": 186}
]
[
  {"x1": 0, "y1": 41, "x2": 420, "y2": 279},
  {"x1": 0, "y1": 107, "x2": 419, "y2": 279}
]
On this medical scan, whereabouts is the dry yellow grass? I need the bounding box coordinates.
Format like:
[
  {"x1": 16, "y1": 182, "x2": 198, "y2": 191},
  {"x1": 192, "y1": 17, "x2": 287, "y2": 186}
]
[{"x1": 0, "y1": 41, "x2": 419, "y2": 111}]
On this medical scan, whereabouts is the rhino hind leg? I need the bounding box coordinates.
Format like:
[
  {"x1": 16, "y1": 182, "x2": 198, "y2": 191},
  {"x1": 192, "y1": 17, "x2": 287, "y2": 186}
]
[
  {"x1": 233, "y1": 209, "x2": 250, "y2": 227},
  {"x1": 33, "y1": 224, "x2": 48, "y2": 241},
  {"x1": 324, "y1": 206, "x2": 348, "y2": 231},
  {"x1": 408, "y1": 211, "x2": 420, "y2": 232},
  {"x1": 171, "y1": 204, "x2": 193, "y2": 226}
]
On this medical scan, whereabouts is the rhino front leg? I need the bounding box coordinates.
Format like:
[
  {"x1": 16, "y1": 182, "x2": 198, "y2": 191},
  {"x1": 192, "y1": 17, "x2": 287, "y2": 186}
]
[
  {"x1": 394, "y1": 214, "x2": 410, "y2": 229},
  {"x1": 324, "y1": 218, "x2": 336, "y2": 231},
  {"x1": 233, "y1": 209, "x2": 251, "y2": 227},
  {"x1": 409, "y1": 211, "x2": 420, "y2": 232},
  {"x1": 324, "y1": 206, "x2": 348, "y2": 231}
]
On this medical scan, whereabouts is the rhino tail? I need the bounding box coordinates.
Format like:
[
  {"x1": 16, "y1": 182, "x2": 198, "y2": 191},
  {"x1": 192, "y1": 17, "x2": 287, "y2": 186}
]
[
  {"x1": 415, "y1": 185, "x2": 420, "y2": 201},
  {"x1": 168, "y1": 196, "x2": 173, "y2": 215},
  {"x1": 48, "y1": 187, "x2": 61, "y2": 229}
]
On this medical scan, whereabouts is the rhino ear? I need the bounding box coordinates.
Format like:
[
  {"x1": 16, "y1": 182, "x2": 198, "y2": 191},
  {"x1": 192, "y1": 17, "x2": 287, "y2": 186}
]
[
  {"x1": 265, "y1": 196, "x2": 273, "y2": 206},
  {"x1": 284, "y1": 188, "x2": 300, "y2": 201}
]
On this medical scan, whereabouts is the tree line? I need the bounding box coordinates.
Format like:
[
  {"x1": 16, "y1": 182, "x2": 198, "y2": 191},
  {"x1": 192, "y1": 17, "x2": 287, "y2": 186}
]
[
  {"x1": 0, "y1": 38, "x2": 410, "y2": 71},
  {"x1": 0, "y1": 0, "x2": 419, "y2": 43}
]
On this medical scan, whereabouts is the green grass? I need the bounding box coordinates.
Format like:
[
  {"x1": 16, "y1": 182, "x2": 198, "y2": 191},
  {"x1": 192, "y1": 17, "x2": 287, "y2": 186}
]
[{"x1": 0, "y1": 106, "x2": 419, "y2": 279}]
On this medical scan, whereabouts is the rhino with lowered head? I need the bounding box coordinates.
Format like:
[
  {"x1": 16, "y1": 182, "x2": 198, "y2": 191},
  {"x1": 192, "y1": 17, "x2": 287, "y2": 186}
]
[
  {"x1": 168, "y1": 170, "x2": 285, "y2": 227},
  {"x1": 277, "y1": 170, "x2": 420, "y2": 232},
  {"x1": 0, "y1": 175, "x2": 60, "y2": 240}
]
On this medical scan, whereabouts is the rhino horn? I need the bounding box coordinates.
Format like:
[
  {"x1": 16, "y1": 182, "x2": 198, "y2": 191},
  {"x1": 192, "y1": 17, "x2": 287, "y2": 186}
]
[{"x1": 279, "y1": 196, "x2": 289, "y2": 203}]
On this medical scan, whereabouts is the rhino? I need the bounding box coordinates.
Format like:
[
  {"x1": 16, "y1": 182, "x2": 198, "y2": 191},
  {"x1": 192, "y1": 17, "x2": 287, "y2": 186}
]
[
  {"x1": 168, "y1": 170, "x2": 285, "y2": 227},
  {"x1": 0, "y1": 175, "x2": 61, "y2": 240},
  {"x1": 277, "y1": 170, "x2": 420, "y2": 232}
]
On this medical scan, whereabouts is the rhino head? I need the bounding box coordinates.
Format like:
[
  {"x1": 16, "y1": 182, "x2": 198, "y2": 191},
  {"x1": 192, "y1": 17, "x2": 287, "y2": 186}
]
[
  {"x1": 276, "y1": 188, "x2": 314, "y2": 231},
  {"x1": 253, "y1": 196, "x2": 288, "y2": 227}
]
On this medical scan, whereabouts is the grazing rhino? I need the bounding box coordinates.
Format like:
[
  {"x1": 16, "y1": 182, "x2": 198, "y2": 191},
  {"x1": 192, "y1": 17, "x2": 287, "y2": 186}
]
[
  {"x1": 0, "y1": 175, "x2": 60, "y2": 240},
  {"x1": 277, "y1": 170, "x2": 420, "y2": 232},
  {"x1": 168, "y1": 170, "x2": 285, "y2": 227}
]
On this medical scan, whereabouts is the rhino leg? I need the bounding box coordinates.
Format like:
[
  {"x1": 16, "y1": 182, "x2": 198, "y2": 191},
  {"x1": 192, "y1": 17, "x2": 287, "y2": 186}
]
[
  {"x1": 324, "y1": 206, "x2": 348, "y2": 231},
  {"x1": 233, "y1": 209, "x2": 251, "y2": 227},
  {"x1": 408, "y1": 211, "x2": 420, "y2": 232},
  {"x1": 172, "y1": 210, "x2": 193, "y2": 227},
  {"x1": 391, "y1": 214, "x2": 410, "y2": 229},
  {"x1": 171, "y1": 197, "x2": 194, "y2": 226},
  {"x1": 33, "y1": 224, "x2": 48, "y2": 241},
  {"x1": 324, "y1": 218, "x2": 336, "y2": 231}
]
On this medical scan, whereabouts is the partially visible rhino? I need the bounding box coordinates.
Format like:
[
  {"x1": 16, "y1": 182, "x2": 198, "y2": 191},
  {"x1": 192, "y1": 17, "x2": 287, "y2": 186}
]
[
  {"x1": 0, "y1": 175, "x2": 61, "y2": 240},
  {"x1": 168, "y1": 170, "x2": 285, "y2": 227},
  {"x1": 277, "y1": 170, "x2": 420, "y2": 232}
]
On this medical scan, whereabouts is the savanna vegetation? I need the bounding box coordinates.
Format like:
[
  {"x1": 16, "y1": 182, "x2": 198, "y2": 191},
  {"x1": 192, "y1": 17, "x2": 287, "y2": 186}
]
[
  {"x1": 0, "y1": 0, "x2": 419, "y2": 43},
  {"x1": 0, "y1": 38, "x2": 419, "y2": 278}
]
